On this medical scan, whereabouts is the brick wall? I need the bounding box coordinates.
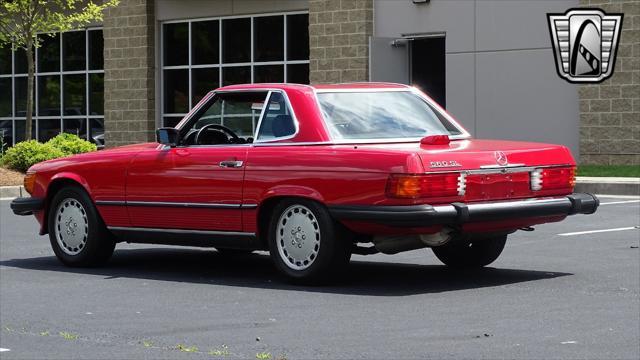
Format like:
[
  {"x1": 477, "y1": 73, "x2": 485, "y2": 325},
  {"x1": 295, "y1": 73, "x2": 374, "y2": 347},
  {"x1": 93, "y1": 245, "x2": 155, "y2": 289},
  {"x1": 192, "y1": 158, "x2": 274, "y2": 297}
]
[
  {"x1": 103, "y1": 0, "x2": 156, "y2": 147},
  {"x1": 579, "y1": 0, "x2": 639, "y2": 165},
  {"x1": 309, "y1": 0, "x2": 373, "y2": 84}
]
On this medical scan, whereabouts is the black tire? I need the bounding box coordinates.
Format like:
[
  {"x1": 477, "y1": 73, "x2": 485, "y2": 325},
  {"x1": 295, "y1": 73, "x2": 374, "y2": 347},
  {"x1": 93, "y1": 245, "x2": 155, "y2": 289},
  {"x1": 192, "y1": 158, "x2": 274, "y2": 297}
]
[
  {"x1": 267, "y1": 198, "x2": 351, "y2": 284},
  {"x1": 431, "y1": 234, "x2": 507, "y2": 268},
  {"x1": 48, "y1": 186, "x2": 115, "y2": 267}
]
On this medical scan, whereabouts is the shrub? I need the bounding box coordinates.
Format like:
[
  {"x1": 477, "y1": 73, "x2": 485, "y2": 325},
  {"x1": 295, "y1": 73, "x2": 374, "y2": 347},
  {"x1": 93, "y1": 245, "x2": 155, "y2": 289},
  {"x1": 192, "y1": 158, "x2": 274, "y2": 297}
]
[
  {"x1": 46, "y1": 133, "x2": 97, "y2": 156},
  {"x1": 1, "y1": 140, "x2": 65, "y2": 172}
]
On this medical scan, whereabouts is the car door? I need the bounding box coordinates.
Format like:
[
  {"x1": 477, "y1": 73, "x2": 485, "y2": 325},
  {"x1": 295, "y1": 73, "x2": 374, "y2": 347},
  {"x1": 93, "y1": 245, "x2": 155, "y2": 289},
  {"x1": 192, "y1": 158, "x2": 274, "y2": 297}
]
[{"x1": 125, "y1": 91, "x2": 268, "y2": 232}]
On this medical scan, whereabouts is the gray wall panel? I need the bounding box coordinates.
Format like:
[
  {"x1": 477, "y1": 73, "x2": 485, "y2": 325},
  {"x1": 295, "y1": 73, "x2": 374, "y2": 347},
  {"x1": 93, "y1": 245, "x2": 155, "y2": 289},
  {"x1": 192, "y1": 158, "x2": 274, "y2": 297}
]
[
  {"x1": 475, "y1": 49, "x2": 579, "y2": 155},
  {"x1": 374, "y1": 0, "x2": 475, "y2": 53},
  {"x1": 445, "y1": 52, "x2": 475, "y2": 133},
  {"x1": 475, "y1": 0, "x2": 576, "y2": 52}
]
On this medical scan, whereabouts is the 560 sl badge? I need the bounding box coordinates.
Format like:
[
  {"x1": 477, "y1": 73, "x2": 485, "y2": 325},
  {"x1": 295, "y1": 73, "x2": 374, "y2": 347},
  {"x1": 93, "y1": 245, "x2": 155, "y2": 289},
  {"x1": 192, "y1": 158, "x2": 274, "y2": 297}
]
[{"x1": 430, "y1": 160, "x2": 462, "y2": 168}]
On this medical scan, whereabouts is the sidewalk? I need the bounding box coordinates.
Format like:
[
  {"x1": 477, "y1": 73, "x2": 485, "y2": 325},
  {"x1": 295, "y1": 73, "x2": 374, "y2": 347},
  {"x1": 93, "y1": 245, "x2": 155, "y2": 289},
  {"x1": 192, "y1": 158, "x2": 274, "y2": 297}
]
[{"x1": 575, "y1": 176, "x2": 640, "y2": 196}]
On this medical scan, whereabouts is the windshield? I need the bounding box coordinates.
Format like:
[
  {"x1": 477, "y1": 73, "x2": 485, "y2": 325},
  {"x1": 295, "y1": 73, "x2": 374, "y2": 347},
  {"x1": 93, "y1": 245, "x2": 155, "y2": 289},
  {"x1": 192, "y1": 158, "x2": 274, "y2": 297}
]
[{"x1": 316, "y1": 91, "x2": 463, "y2": 140}]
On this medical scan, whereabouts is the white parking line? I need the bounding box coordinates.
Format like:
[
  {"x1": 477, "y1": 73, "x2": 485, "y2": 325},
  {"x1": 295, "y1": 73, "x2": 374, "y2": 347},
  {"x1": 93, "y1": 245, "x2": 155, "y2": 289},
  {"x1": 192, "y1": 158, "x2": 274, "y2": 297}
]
[
  {"x1": 558, "y1": 226, "x2": 639, "y2": 237},
  {"x1": 0, "y1": 348, "x2": 10, "y2": 352},
  {"x1": 600, "y1": 200, "x2": 640, "y2": 205},
  {"x1": 596, "y1": 194, "x2": 640, "y2": 199}
]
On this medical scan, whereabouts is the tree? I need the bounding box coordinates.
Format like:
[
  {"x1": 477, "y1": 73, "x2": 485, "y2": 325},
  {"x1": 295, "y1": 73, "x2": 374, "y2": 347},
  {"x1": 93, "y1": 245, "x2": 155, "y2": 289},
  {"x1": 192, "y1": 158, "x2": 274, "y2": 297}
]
[{"x1": 0, "y1": 0, "x2": 119, "y2": 141}]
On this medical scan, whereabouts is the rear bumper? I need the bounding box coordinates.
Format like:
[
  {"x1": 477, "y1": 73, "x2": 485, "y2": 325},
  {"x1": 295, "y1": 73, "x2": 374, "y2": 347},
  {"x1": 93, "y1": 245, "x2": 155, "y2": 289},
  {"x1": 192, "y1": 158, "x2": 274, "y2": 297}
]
[
  {"x1": 10, "y1": 197, "x2": 44, "y2": 216},
  {"x1": 328, "y1": 193, "x2": 599, "y2": 227}
]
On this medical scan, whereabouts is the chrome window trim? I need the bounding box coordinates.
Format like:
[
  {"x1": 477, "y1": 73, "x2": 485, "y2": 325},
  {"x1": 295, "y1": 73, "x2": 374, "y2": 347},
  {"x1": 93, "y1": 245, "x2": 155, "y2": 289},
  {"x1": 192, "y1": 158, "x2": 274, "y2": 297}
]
[
  {"x1": 312, "y1": 87, "x2": 472, "y2": 141},
  {"x1": 253, "y1": 89, "x2": 301, "y2": 143}
]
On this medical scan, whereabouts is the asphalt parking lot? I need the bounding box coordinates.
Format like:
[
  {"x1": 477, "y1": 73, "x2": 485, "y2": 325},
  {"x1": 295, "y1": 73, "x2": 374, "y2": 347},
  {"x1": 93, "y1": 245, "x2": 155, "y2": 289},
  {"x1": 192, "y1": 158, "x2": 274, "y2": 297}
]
[{"x1": 0, "y1": 196, "x2": 638, "y2": 360}]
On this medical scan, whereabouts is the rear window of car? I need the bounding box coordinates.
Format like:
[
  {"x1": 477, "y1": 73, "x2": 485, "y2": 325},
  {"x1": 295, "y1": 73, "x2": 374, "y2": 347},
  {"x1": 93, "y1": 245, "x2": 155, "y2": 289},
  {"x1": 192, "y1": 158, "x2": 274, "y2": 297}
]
[{"x1": 316, "y1": 91, "x2": 463, "y2": 140}]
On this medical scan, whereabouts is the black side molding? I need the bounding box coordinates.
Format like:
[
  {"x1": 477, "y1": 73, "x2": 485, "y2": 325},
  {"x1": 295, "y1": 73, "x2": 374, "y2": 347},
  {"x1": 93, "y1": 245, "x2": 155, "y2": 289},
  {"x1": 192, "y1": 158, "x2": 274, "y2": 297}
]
[{"x1": 10, "y1": 197, "x2": 44, "y2": 216}]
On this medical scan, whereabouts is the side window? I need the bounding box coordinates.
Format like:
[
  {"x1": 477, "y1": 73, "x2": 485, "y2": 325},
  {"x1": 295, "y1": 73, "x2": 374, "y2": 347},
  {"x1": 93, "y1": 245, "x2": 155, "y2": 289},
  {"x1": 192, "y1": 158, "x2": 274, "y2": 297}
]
[
  {"x1": 256, "y1": 92, "x2": 296, "y2": 141},
  {"x1": 183, "y1": 91, "x2": 267, "y2": 145}
]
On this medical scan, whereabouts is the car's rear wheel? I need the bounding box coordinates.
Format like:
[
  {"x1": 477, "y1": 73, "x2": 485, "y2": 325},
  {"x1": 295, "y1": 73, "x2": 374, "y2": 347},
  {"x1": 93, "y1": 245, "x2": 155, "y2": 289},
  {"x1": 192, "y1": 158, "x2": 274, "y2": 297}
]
[
  {"x1": 267, "y1": 199, "x2": 351, "y2": 283},
  {"x1": 431, "y1": 234, "x2": 507, "y2": 268},
  {"x1": 48, "y1": 186, "x2": 115, "y2": 267}
]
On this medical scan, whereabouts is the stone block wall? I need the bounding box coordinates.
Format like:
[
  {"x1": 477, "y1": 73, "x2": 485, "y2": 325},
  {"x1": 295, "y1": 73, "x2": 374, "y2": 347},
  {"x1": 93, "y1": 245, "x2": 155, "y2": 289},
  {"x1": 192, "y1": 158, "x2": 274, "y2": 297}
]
[
  {"x1": 103, "y1": 0, "x2": 156, "y2": 147},
  {"x1": 308, "y1": 0, "x2": 373, "y2": 84},
  {"x1": 579, "y1": 0, "x2": 639, "y2": 165}
]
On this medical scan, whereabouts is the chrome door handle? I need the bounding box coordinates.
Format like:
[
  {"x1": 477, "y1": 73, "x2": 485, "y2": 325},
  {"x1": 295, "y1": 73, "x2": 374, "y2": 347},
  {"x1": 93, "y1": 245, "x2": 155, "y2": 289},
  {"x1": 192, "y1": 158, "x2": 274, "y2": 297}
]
[{"x1": 219, "y1": 160, "x2": 244, "y2": 168}]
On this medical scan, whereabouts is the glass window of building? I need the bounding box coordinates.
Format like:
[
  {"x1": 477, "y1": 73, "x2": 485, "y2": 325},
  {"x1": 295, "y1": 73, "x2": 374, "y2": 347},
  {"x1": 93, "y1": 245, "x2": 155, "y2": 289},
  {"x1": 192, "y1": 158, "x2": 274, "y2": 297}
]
[
  {"x1": 0, "y1": 28, "x2": 104, "y2": 146},
  {"x1": 161, "y1": 12, "x2": 309, "y2": 127}
]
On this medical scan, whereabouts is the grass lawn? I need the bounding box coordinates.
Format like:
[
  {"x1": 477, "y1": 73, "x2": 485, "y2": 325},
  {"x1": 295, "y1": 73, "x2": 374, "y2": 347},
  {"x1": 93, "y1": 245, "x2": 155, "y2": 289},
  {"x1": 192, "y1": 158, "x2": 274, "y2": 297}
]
[{"x1": 577, "y1": 165, "x2": 640, "y2": 178}]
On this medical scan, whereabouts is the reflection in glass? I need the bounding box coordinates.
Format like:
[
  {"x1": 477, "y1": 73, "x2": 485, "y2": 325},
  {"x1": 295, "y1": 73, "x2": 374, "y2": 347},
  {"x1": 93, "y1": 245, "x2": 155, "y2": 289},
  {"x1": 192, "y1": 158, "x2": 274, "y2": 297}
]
[
  {"x1": 0, "y1": 78, "x2": 11, "y2": 117},
  {"x1": 192, "y1": 68, "x2": 218, "y2": 107},
  {"x1": 163, "y1": 23, "x2": 188, "y2": 66},
  {"x1": 38, "y1": 75, "x2": 60, "y2": 116},
  {"x1": 14, "y1": 120, "x2": 36, "y2": 142},
  {"x1": 222, "y1": 66, "x2": 250, "y2": 86},
  {"x1": 14, "y1": 77, "x2": 32, "y2": 117},
  {"x1": 254, "y1": 65, "x2": 284, "y2": 83},
  {"x1": 222, "y1": 18, "x2": 250, "y2": 63},
  {"x1": 89, "y1": 118, "x2": 104, "y2": 146},
  {"x1": 254, "y1": 16, "x2": 284, "y2": 62},
  {"x1": 164, "y1": 69, "x2": 189, "y2": 113},
  {"x1": 317, "y1": 92, "x2": 461, "y2": 140},
  {"x1": 89, "y1": 73, "x2": 104, "y2": 115},
  {"x1": 287, "y1": 64, "x2": 309, "y2": 84},
  {"x1": 38, "y1": 119, "x2": 60, "y2": 142},
  {"x1": 0, "y1": 46, "x2": 10, "y2": 74},
  {"x1": 192, "y1": 20, "x2": 219, "y2": 65},
  {"x1": 0, "y1": 120, "x2": 12, "y2": 147},
  {"x1": 38, "y1": 34, "x2": 60, "y2": 72},
  {"x1": 14, "y1": 48, "x2": 28, "y2": 74},
  {"x1": 89, "y1": 30, "x2": 104, "y2": 70},
  {"x1": 287, "y1": 14, "x2": 309, "y2": 61},
  {"x1": 63, "y1": 118, "x2": 87, "y2": 139},
  {"x1": 64, "y1": 74, "x2": 86, "y2": 115},
  {"x1": 163, "y1": 116, "x2": 183, "y2": 128},
  {"x1": 63, "y1": 31, "x2": 86, "y2": 71}
]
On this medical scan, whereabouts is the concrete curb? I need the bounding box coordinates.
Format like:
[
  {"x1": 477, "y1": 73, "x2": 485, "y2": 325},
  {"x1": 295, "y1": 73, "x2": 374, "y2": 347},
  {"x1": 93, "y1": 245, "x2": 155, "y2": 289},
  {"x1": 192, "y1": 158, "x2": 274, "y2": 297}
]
[
  {"x1": 575, "y1": 177, "x2": 640, "y2": 196},
  {"x1": 0, "y1": 185, "x2": 24, "y2": 199}
]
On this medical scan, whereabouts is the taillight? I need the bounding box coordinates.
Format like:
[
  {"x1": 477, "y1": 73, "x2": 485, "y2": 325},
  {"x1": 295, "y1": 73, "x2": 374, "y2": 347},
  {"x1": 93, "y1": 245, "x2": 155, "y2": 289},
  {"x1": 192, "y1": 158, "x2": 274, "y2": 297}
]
[
  {"x1": 23, "y1": 171, "x2": 36, "y2": 195},
  {"x1": 530, "y1": 166, "x2": 575, "y2": 191},
  {"x1": 386, "y1": 173, "x2": 464, "y2": 199}
]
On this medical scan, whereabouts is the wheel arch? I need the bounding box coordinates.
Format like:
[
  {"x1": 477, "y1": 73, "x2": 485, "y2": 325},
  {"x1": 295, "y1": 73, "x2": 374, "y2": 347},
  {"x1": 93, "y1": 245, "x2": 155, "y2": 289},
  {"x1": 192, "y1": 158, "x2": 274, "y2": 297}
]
[
  {"x1": 40, "y1": 174, "x2": 92, "y2": 235},
  {"x1": 255, "y1": 190, "x2": 326, "y2": 248}
]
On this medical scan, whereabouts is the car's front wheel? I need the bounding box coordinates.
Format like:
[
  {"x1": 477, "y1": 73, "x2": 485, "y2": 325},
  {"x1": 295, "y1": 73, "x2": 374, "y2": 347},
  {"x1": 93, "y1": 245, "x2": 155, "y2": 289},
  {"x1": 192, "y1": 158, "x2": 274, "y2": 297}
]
[
  {"x1": 431, "y1": 234, "x2": 507, "y2": 268},
  {"x1": 267, "y1": 199, "x2": 351, "y2": 283},
  {"x1": 48, "y1": 186, "x2": 115, "y2": 267}
]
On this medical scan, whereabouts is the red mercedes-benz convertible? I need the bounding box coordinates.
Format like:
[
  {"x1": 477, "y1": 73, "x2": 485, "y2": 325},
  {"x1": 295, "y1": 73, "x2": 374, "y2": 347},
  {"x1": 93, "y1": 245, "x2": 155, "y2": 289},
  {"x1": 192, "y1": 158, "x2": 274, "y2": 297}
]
[{"x1": 11, "y1": 83, "x2": 598, "y2": 282}]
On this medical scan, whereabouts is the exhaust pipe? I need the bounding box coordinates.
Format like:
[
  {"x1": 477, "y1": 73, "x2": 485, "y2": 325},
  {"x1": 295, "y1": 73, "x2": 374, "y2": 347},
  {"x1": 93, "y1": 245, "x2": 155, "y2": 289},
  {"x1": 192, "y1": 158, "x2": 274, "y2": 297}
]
[{"x1": 372, "y1": 228, "x2": 453, "y2": 254}]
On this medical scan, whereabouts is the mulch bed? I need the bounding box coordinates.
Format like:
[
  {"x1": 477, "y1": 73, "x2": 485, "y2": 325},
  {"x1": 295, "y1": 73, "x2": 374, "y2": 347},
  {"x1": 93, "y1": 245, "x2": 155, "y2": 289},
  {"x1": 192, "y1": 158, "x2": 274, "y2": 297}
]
[{"x1": 0, "y1": 167, "x2": 24, "y2": 186}]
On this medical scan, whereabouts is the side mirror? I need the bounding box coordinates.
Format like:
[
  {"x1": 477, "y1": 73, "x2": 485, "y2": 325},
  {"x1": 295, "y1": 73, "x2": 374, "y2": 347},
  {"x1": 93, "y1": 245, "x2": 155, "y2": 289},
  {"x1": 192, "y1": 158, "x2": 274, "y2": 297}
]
[{"x1": 156, "y1": 127, "x2": 179, "y2": 147}]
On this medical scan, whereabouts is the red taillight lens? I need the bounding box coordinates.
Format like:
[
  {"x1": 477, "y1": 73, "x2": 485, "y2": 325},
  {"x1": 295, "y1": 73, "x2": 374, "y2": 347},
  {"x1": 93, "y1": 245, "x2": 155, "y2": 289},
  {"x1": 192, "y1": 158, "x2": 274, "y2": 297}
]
[
  {"x1": 531, "y1": 166, "x2": 576, "y2": 191},
  {"x1": 386, "y1": 173, "x2": 462, "y2": 199}
]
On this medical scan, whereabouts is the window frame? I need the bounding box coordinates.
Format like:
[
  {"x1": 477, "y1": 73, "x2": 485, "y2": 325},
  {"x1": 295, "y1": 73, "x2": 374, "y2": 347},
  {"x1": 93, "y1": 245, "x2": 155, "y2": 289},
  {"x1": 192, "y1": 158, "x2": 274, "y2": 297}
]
[
  {"x1": 0, "y1": 27, "x2": 104, "y2": 145},
  {"x1": 160, "y1": 11, "x2": 309, "y2": 128}
]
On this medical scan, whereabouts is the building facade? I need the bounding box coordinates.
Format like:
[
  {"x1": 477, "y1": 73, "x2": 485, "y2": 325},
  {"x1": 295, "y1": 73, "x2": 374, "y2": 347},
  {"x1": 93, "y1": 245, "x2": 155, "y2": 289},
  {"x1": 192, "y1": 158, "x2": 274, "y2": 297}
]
[{"x1": 0, "y1": 0, "x2": 638, "y2": 164}]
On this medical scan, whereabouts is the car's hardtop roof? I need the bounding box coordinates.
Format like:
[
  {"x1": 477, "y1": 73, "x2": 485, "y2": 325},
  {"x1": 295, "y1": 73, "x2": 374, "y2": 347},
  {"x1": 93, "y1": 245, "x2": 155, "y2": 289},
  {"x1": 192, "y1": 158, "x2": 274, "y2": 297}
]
[{"x1": 216, "y1": 82, "x2": 411, "y2": 94}]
